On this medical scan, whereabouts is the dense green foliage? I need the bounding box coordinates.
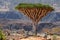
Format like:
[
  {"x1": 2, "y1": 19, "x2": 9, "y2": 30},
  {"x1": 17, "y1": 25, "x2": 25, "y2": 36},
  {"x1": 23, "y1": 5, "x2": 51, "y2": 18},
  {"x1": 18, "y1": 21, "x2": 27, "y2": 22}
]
[
  {"x1": 15, "y1": 3, "x2": 54, "y2": 10},
  {"x1": 0, "y1": 30, "x2": 6, "y2": 40}
]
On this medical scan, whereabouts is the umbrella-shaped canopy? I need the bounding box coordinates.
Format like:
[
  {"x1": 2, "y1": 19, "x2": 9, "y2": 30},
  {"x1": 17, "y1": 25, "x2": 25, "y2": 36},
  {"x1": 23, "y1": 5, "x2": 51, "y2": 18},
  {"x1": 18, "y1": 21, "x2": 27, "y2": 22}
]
[{"x1": 15, "y1": 3, "x2": 54, "y2": 23}]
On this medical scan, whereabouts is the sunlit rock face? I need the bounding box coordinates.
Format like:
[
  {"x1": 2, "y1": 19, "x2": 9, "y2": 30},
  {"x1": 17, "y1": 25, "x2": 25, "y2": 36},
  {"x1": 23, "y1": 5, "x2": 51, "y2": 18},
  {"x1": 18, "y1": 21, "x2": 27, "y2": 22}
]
[{"x1": 19, "y1": 8, "x2": 52, "y2": 23}]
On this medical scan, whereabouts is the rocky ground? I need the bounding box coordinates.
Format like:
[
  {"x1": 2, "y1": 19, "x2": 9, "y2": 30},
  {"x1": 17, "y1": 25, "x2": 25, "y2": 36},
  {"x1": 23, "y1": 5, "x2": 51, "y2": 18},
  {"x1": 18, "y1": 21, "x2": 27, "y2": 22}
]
[{"x1": 20, "y1": 36, "x2": 47, "y2": 40}]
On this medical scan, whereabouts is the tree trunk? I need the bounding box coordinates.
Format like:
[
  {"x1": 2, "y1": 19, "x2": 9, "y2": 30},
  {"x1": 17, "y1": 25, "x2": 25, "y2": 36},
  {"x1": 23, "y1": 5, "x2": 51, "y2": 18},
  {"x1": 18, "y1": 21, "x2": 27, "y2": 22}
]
[{"x1": 32, "y1": 22, "x2": 37, "y2": 36}]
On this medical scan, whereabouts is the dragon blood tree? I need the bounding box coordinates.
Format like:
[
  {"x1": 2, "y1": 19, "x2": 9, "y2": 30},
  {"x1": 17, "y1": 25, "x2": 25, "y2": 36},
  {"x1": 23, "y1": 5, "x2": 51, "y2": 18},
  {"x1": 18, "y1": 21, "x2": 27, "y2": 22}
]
[{"x1": 15, "y1": 3, "x2": 54, "y2": 36}]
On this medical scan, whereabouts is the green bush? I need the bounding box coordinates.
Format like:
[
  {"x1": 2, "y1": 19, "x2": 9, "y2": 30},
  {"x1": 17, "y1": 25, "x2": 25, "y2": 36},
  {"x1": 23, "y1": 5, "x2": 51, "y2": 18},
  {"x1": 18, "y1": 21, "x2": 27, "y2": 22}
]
[
  {"x1": 0, "y1": 30, "x2": 6, "y2": 40},
  {"x1": 53, "y1": 35, "x2": 57, "y2": 40}
]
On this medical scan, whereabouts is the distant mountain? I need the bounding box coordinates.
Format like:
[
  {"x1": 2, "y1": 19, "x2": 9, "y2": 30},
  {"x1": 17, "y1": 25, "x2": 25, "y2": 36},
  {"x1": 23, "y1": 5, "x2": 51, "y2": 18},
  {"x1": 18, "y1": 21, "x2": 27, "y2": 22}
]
[
  {"x1": 0, "y1": 11, "x2": 23, "y2": 19},
  {"x1": 51, "y1": 12, "x2": 60, "y2": 22},
  {"x1": 41, "y1": 12, "x2": 60, "y2": 22},
  {"x1": 0, "y1": 11, "x2": 60, "y2": 22}
]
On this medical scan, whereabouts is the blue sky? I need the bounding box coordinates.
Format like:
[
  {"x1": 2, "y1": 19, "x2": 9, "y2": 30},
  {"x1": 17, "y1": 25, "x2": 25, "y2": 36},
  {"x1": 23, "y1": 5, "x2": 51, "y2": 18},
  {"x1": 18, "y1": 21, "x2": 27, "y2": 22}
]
[{"x1": 0, "y1": 0, "x2": 60, "y2": 11}]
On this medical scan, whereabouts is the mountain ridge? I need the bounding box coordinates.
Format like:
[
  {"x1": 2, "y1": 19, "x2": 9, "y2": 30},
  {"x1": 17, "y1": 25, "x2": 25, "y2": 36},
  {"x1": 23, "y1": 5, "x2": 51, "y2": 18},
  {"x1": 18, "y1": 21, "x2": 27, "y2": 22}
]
[{"x1": 0, "y1": 11, "x2": 60, "y2": 22}]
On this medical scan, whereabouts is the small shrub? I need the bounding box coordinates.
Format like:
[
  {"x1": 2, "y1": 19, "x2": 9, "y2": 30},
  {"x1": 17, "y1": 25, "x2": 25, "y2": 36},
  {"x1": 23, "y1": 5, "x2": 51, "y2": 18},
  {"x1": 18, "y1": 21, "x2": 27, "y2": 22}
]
[
  {"x1": 53, "y1": 35, "x2": 57, "y2": 40},
  {"x1": 0, "y1": 30, "x2": 6, "y2": 40}
]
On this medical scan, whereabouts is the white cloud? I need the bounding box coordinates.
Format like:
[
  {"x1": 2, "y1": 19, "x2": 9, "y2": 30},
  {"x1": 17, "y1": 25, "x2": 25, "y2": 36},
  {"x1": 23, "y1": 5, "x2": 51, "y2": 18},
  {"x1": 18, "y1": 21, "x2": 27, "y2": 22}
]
[
  {"x1": 0, "y1": 1, "x2": 10, "y2": 12},
  {"x1": 53, "y1": 4, "x2": 60, "y2": 12},
  {"x1": 0, "y1": 5, "x2": 10, "y2": 12}
]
